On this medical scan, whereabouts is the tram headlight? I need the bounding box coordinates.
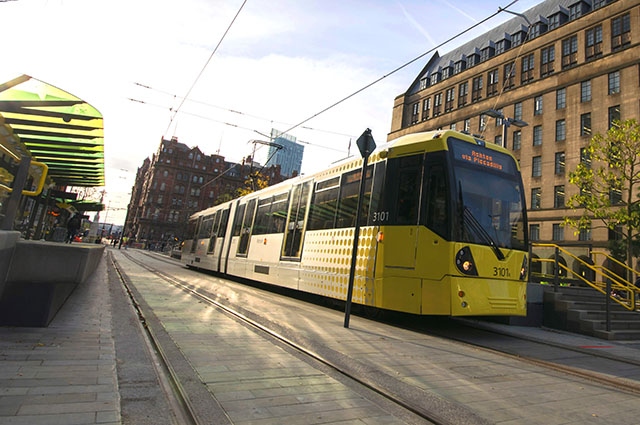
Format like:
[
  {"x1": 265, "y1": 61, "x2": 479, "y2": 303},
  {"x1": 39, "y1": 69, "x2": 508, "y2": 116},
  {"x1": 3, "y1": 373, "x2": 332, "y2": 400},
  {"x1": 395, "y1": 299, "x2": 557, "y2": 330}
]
[
  {"x1": 520, "y1": 255, "x2": 528, "y2": 281},
  {"x1": 455, "y1": 246, "x2": 478, "y2": 276}
]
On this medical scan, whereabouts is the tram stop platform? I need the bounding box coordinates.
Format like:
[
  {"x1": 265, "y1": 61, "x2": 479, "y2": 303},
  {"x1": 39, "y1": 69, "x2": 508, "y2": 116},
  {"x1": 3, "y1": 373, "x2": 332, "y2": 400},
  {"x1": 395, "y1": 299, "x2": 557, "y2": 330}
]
[
  {"x1": 0, "y1": 231, "x2": 104, "y2": 327},
  {"x1": 0, "y1": 245, "x2": 639, "y2": 425}
]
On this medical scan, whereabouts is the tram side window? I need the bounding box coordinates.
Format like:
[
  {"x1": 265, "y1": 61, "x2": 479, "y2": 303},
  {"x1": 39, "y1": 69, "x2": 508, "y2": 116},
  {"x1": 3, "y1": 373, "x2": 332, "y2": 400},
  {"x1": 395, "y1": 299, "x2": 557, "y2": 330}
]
[
  {"x1": 392, "y1": 155, "x2": 422, "y2": 225},
  {"x1": 336, "y1": 166, "x2": 374, "y2": 228},
  {"x1": 269, "y1": 192, "x2": 290, "y2": 233},
  {"x1": 237, "y1": 199, "x2": 257, "y2": 255},
  {"x1": 253, "y1": 193, "x2": 290, "y2": 235},
  {"x1": 218, "y1": 208, "x2": 230, "y2": 238},
  {"x1": 186, "y1": 218, "x2": 198, "y2": 240},
  {"x1": 308, "y1": 178, "x2": 340, "y2": 230},
  {"x1": 253, "y1": 196, "x2": 273, "y2": 235},
  {"x1": 424, "y1": 164, "x2": 450, "y2": 239},
  {"x1": 232, "y1": 203, "x2": 246, "y2": 237},
  {"x1": 199, "y1": 214, "x2": 214, "y2": 239}
]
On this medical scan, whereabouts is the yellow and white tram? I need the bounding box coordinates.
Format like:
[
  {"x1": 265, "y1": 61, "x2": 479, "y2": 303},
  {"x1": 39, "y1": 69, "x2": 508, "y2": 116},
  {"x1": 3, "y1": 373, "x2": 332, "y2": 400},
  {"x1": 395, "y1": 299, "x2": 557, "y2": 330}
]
[{"x1": 182, "y1": 130, "x2": 529, "y2": 316}]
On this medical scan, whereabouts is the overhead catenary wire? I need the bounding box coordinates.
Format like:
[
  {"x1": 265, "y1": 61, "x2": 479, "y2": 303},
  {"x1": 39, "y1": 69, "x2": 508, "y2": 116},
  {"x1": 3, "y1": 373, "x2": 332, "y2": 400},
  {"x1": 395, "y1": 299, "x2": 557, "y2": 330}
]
[
  {"x1": 277, "y1": 0, "x2": 521, "y2": 137},
  {"x1": 163, "y1": 0, "x2": 249, "y2": 137}
]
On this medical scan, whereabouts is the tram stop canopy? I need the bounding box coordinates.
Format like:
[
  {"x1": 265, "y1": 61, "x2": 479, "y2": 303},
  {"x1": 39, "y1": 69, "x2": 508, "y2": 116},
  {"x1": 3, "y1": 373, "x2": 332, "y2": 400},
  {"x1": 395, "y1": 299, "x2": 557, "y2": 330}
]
[{"x1": 0, "y1": 74, "x2": 104, "y2": 188}]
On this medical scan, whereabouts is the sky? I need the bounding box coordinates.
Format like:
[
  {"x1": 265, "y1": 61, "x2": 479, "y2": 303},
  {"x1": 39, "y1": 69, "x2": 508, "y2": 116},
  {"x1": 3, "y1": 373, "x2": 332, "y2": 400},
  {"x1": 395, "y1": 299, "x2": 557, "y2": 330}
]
[{"x1": 0, "y1": 0, "x2": 540, "y2": 225}]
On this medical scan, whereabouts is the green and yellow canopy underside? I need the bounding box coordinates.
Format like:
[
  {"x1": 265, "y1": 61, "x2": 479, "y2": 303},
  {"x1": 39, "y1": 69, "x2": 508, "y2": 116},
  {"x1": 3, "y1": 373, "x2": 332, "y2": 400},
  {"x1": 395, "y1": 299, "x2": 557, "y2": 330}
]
[{"x1": 0, "y1": 75, "x2": 104, "y2": 187}]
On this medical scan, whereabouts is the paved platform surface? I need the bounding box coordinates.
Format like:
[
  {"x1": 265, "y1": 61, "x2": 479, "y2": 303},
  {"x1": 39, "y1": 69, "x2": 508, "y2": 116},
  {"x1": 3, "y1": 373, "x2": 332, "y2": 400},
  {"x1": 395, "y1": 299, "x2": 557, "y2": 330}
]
[{"x1": 0, "y1": 248, "x2": 639, "y2": 424}]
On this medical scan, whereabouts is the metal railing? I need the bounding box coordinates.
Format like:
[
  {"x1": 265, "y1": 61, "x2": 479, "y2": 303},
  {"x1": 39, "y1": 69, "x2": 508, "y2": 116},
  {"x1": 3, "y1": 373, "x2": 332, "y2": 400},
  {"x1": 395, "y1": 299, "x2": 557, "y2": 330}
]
[{"x1": 530, "y1": 243, "x2": 638, "y2": 331}]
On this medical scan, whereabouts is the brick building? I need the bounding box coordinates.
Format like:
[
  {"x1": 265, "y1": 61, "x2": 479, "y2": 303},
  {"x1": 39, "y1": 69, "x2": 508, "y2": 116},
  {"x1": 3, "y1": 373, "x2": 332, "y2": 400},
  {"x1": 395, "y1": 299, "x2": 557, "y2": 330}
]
[
  {"x1": 124, "y1": 136, "x2": 283, "y2": 246},
  {"x1": 390, "y1": 0, "x2": 638, "y2": 248}
]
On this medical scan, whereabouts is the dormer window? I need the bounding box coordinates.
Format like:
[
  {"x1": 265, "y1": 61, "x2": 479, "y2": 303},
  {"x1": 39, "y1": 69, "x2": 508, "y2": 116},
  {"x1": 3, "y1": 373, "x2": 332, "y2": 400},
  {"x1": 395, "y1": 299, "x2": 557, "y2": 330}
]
[
  {"x1": 495, "y1": 37, "x2": 511, "y2": 54},
  {"x1": 467, "y1": 52, "x2": 480, "y2": 67},
  {"x1": 419, "y1": 77, "x2": 428, "y2": 90},
  {"x1": 430, "y1": 72, "x2": 441, "y2": 85},
  {"x1": 529, "y1": 18, "x2": 548, "y2": 39},
  {"x1": 569, "y1": 1, "x2": 590, "y2": 21},
  {"x1": 441, "y1": 65, "x2": 453, "y2": 80},
  {"x1": 480, "y1": 44, "x2": 495, "y2": 62},
  {"x1": 512, "y1": 25, "x2": 528, "y2": 47},
  {"x1": 454, "y1": 59, "x2": 467, "y2": 74},
  {"x1": 548, "y1": 10, "x2": 568, "y2": 29}
]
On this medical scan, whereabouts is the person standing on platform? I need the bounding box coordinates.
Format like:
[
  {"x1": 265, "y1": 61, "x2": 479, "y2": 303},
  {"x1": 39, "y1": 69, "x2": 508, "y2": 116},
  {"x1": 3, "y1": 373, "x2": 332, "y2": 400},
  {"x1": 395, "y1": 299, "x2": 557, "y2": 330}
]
[{"x1": 66, "y1": 214, "x2": 81, "y2": 244}]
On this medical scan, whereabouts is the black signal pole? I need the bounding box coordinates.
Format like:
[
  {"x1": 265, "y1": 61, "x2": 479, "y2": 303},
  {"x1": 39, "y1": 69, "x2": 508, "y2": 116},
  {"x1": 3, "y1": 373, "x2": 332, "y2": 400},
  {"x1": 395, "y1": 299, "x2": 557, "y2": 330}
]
[{"x1": 344, "y1": 128, "x2": 376, "y2": 328}]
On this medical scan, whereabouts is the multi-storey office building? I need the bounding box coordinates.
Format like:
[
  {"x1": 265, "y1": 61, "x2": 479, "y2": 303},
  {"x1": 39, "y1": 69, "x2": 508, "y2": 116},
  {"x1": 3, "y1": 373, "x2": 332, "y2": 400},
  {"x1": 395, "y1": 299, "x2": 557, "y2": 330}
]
[
  {"x1": 390, "y1": 0, "x2": 638, "y2": 248},
  {"x1": 125, "y1": 136, "x2": 283, "y2": 246}
]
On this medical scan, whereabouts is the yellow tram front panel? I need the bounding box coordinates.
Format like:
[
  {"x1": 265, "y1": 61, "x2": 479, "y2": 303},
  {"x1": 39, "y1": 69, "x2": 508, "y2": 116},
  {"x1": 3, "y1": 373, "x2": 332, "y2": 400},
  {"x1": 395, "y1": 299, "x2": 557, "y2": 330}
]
[{"x1": 449, "y1": 242, "x2": 527, "y2": 316}]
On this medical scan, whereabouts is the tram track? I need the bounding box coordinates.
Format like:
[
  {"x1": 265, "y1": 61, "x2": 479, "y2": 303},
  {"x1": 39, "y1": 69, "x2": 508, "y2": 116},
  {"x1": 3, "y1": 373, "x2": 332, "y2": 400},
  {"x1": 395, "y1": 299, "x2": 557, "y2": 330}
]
[
  {"x1": 112, "y1": 249, "x2": 640, "y2": 424},
  {"x1": 114, "y1": 251, "x2": 455, "y2": 425}
]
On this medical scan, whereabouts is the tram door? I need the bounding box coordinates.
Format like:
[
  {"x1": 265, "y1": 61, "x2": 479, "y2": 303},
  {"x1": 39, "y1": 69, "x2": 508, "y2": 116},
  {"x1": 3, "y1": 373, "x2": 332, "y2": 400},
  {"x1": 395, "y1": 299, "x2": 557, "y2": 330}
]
[{"x1": 282, "y1": 181, "x2": 312, "y2": 259}]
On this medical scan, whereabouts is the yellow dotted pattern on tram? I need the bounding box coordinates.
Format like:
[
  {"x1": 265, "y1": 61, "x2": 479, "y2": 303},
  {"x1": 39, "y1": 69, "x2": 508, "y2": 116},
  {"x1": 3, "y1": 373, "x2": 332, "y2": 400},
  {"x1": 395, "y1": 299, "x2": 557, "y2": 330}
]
[{"x1": 300, "y1": 227, "x2": 377, "y2": 304}]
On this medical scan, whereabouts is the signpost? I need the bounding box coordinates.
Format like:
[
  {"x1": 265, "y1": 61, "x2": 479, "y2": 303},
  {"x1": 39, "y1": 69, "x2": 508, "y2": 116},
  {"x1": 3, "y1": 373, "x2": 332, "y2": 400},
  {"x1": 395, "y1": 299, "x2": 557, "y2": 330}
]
[{"x1": 344, "y1": 128, "x2": 376, "y2": 328}]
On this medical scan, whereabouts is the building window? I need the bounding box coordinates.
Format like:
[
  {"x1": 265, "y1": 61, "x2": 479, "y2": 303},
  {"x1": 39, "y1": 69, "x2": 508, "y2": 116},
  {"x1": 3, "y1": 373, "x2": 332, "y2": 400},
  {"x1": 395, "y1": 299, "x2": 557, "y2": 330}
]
[
  {"x1": 479, "y1": 114, "x2": 487, "y2": 132},
  {"x1": 430, "y1": 72, "x2": 440, "y2": 85},
  {"x1": 608, "y1": 71, "x2": 620, "y2": 95},
  {"x1": 514, "y1": 102, "x2": 522, "y2": 120},
  {"x1": 555, "y1": 152, "x2": 565, "y2": 175},
  {"x1": 458, "y1": 82, "x2": 468, "y2": 107},
  {"x1": 454, "y1": 60, "x2": 466, "y2": 75},
  {"x1": 468, "y1": 53, "x2": 480, "y2": 67},
  {"x1": 532, "y1": 156, "x2": 542, "y2": 177},
  {"x1": 580, "y1": 113, "x2": 591, "y2": 137},
  {"x1": 531, "y1": 188, "x2": 541, "y2": 209},
  {"x1": 533, "y1": 126, "x2": 543, "y2": 146},
  {"x1": 561, "y1": 35, "x2": 578, "y2": 69},
  {"x1": 495, "y1": 135, "x2": 502, "y2": 146},
  {"x1": 487, "y1": 69, "x2": 499, "y2": 97},
  {"x1": 512, "y1": 30, "x2": 525, "y2": 47},
  {"x1": 496, "y1": 38, "x2": 511, "y2": 54},
  {"x1": 445, "y1": 88, "x2": 455, "y2": 112},
  {"x1": 512, "y1": 130, "x2": 522, "y2": 151},
  {"x1": 422, "y1": 97, "x2": 431, "y2": 121},
  {"x1": 540, "y1": 45, "x2": 555, "y2": 77},
  {"x1": 471, "y1": 76, "x2": 483, "y2": 103},
  {"x1": 585, "y1": 25, "x2": 603, "y2": 61},
  {"x1": 579, "y1": 227, "x2": 591, "y2": 241},
  {"x1": 464, "y1": 118, "x2": 471, "y2": 132},
  {"x1": 548, "y1": 12, "x2": 567, "y2": 30},
  {"x1": 433, "y1": 93, "x2": 443, "y2": 116},
  {"x1": 555, "y1": 120, "x2": 566, "y2": 142},
  {"x1": 556, "y1": 88, "x2": 566, "y2": 109},
  {"x1": 610, "y1": 188, "x2": 622, "y2": 205},
  {"x1": 569, "y1": 2, "x2": 587, "y2": 21},
  {"x1": 442, "y1": 66, "x2": 452, "y2": 80},
  {"x1": 419, "y1": 78, "x2": 428, "y2": 90},
  {"x1": 530, "y1": 224, "x2": 540, "y2": 241},
  {"x1": 580, "y1": 148, "x2": 592, "y2": 169},
  {"x1": 552, "y1": 223, "x2": 564, "y2": 241},
  {"x1": 521, "y1": 53, "x2": 535, "y2": 84},
  {"x1": 411, "y1": 102, "x2": 419, "y2": 125},
  {"x1": 480, "y1": 45, "x2": 495, "y2": 62},
  {"x1": 554, "y1": 185, "x2": 565, "y2": 208},
  {"x1": 503, "y1": 62, "x2": 515, "y2": 90},
  {"x1": 611, "y1": 13, "x2": 631, "y2": 52},
  {"x1": 608, "y1": 105, "x2": 620, "y2": 128},
  {"x1": 529, "y1": 21, "x2": 547, "y2": 39},
  {"x1": 580, "y1": 80, "x2": 591, "y2": 102},
  {"x1": 534, "y1": 95, "x2": 543, "y2": 115}
]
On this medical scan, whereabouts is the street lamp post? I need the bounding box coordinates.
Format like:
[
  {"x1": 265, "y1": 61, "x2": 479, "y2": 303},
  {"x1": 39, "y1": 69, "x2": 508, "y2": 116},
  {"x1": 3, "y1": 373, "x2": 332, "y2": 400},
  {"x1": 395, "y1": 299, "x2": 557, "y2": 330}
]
[{"x1": 483, "y1": 109, "x2": 528, "y2": 149}]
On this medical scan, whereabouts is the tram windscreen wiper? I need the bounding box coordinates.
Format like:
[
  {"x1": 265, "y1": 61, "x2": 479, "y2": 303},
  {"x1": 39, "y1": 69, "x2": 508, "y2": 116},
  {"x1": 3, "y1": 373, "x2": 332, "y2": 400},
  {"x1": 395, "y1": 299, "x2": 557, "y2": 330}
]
[{"x1": 462, "y1": 207, "x2": 505, "y2": 261}]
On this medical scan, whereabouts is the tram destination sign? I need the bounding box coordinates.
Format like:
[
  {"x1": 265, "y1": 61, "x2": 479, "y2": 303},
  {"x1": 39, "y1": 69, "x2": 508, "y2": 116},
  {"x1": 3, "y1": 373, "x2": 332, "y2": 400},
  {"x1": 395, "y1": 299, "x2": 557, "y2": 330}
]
[{"x1": 449, "y1": 137, "x2": 516, "y2": 175}]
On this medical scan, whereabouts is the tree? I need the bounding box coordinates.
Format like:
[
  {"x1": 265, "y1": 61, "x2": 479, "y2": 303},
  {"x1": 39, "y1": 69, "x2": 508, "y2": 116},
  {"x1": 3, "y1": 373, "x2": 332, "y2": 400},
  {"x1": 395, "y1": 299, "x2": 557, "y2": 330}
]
[
  {"x1": 565, "y1": 119, "x2": 640, "y2": 281},
  {"x1": 236, "y1": 171, "x2": 270, "y2": 197}
]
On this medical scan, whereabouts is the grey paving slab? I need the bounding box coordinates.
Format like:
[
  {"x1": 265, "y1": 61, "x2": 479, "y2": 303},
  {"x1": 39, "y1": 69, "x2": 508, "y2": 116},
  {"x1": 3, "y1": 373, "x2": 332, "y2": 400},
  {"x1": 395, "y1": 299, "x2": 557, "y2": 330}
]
[{"x1": 0, "y1": 254, "x2": 119, "y2": 425}]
